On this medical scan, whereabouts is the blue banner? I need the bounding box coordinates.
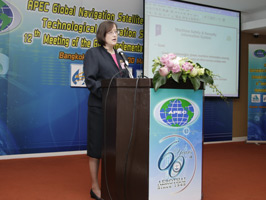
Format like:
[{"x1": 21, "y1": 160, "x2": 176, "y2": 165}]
[
  {"x1": 247, "y1": 44, "x2": 266, "y2": 142},
  {"x1": 0, "y1": 0, "x2": 143, "y2": 155},
  {"x1": 149, "y1": 88, "x2": 203, "y2": 200}
]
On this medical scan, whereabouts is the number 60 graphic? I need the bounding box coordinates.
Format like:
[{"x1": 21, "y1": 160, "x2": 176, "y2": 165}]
[{"x1": 158, "y1": 141, "x2": 185, "y2": 178}]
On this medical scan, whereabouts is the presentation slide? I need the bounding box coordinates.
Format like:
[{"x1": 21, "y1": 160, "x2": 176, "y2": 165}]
[{"x1": 144, "y1": 0, "x2": 240, "y2": 97}]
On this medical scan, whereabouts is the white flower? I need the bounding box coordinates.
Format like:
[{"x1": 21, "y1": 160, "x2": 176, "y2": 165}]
[
  {"x1": 190, "y1": 68, "x2": 198, "y2": 77},
  {"x1": 172, "y1": 57, "x2": 182, "y2": 65},
  {"x1": 198, "y1": 68, "x2": 205, "y2": 76}
]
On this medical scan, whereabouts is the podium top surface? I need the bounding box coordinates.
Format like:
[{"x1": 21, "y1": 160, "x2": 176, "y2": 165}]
[{"x1": 101, "y1": 78, "x2": 204, "y2": 90}]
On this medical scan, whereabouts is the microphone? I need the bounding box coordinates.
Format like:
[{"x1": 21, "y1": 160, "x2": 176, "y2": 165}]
[
  {"x1": 117, "y1": 48, "x2": 129, "y2": 66},
  {"x1": 117, "y1": 48, "x2": 133, "y2": 78}
]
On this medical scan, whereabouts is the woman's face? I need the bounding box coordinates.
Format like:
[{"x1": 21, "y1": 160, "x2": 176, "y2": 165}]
[{"x1": 105, "y1": 24, "x2": 118, "y2": 48}]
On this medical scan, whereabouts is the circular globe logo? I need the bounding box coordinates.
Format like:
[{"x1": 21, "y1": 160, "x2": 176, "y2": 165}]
[
  {"x1": 0, "y1": 0, "x2": 21, "y2": 34},
  {"x1": 154, "y1": 98, "x2": 199, "y2": 128},
  {"x1": 254, "y1": 49, "x2": 265, "y2": 58}
]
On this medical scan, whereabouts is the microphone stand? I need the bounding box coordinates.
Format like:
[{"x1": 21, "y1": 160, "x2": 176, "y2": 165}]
[{"x1": 125, "y1": 64, "x2": 134, "y2": 78}]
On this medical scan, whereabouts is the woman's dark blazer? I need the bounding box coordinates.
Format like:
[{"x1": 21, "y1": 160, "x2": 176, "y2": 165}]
[{"x1": 83, "y1": 46, "x2": 128, "y2": 107}]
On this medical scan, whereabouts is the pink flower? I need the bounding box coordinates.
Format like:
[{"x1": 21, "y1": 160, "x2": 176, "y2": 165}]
[
  {"x1": 159, "y1": 66, "x2": 169, "y2": 77},
  {"x1": 168, "y1": 53, "x2": 176, "y2": 60},
  {"x1": 165, "y1": 59, "x2": 175, "y2": 70},
  {"x1": 160, "y1": 54, "x2": 170, "y2": 65},
  {"x1": 172, "y1": 64, "x2": 181, "y2": 73},
  {"x1": 182, "y1": 62, "x2": 193, "y2": 72}
]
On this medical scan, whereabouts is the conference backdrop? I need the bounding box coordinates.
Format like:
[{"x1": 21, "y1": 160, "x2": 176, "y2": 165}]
[
  {"x1": 247, "y1": 44, "x2": 266, "y2": 142},
  {"x1": 0, "y1": 0, "x2": 143, "y2": 155}
]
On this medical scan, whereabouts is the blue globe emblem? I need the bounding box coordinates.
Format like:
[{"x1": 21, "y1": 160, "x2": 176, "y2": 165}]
[
  {"x1": 158, "y1": 98, "x2": 198, "y2": 127},
  {"x1": 0, "y1": 1, "x2": 21, "y2": 34},
  {"x1": 0, "y1": 1, "x2": 13, "y2": 32},
  {"x1": 254, "y1": 49, "x2": 265, "y2": 58}
]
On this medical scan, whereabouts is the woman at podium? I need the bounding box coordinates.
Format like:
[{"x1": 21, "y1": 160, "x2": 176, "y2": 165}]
[{"x1": 83, "y1": 20, "x2": 129, "y2": 200}]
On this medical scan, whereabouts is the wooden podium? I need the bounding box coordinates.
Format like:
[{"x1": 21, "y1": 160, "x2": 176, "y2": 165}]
[{"x1": 101, "y1": 78, "x2": 203, "y2": 200}]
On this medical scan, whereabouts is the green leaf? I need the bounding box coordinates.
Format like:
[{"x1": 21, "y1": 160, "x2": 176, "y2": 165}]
[
  {"x1": 153, "y1": 72, "x2": 167, "y2": 91},
  {"x1": 171, "y1": 72, "x2": 181, "y2": 83},
  {"x1": 200, "y1": 74, "x2": 213, "y2": 85},
  {"x1": 196, "y1": 62, "x2": 202, "y2": 68},
  {"x1": 167, "y1": 73, "x2": 172, "y2": 79},
  {"x1": 190, "y1": 77, "x2": 201, "y2": 91},
  {"x1": 182, "y1": 74, "x2": 187, "y2": 83},
  {"x1": 205, "y1": 68, "x2": 212, "y2": 76},
  {"x1": 152, "y1": 57, "x2": 163, "y2": 74},
  {"x1": 152, "y1": 63, "x2": 160, "y2": 74}
]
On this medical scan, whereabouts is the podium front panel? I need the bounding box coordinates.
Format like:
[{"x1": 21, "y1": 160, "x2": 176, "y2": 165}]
[
  {"x1": 101, "y1": 78, "x2": 150, "y2": 200},
  {"x1": 149, "y1": 88, "x2": 203, "y2": 200}
]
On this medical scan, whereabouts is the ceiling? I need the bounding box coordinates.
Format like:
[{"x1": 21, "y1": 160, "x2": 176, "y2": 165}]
[{"x1": 182, "y1": 0, "x2": 266, "y2": 35}]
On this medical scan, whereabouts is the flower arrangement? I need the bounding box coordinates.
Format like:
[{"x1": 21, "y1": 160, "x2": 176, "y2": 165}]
[{"x1": 152, "y1": 53, "x2": 224, "y2": 98}]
